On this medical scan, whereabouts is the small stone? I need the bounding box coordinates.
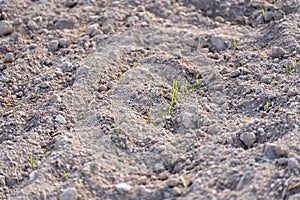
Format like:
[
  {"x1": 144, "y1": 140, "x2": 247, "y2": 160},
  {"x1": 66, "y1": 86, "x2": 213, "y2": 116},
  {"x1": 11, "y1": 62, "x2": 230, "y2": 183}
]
[
  {"x1": 287, "y1": 88, "x2": 298, "y2": 96},
  {"x1": 288, "y1": 158, "x2": 299, "y2": 171},
  {"x1": 4, "y1": 53, "x2": 14, "y2": 62},
  {"x1": 296, "y1": 46, "x2": 300, "y2": 54},
  {"x1": 59, "y1": 38, "x2": 71, "y2": 47},
  {"x1": 138, "y1": 176, "x2": 147, "y2": 185},
  {"x1": 230, "y1": 70, "x2": 240, "y2": 78},
  {"x1": 86, "y1": 24, "x2": 101, "y2": 37},
  {"x1": 27, "y1": 20, "x2": 38, "y2": 30},
  {"x1": 236, "y1": 171, "x2": 253, "y2": 190},
  {"x1": 240, "y1": 132, "x2": 256, "y2": 148},
  {"x1": 207, "y1": 123, "x2": 220, "y2": 135},
  {"x1": 264, "y1": 143, "x2": 288, "y2": 159},
  {"x1": 154, "y1": 162, "x2": 164, "y2": 173},
  {"x1": 257, "y1": 128, "x2": 265, "y2": 134},
  {"x1": 115, "y1": 183, "x2": 132, "y2": 192},
  {"x1": 60, "y1": 188, "x2": 77, "y2": 200},
  {"x1": 166, "y1": 177, "x2": 179, "y2": 187},
  {"x1": 29, "y1": 170, "x2": 37, "y2": 181},
  {"x1": 263, "y1": 11, "x2": 273, "y2": 22},
  {"x1": 209, "y1": 36, "x2": 226, "y2": 51},
  {"x1": 61, "y1": 61, "x2": 73, "y2": 72},
  {"x1": 0, "y1": 20, "x2": 14, "y2": 36},
  {"x1": 260, "y1": 75, "x2": 271, "y2": 84},
  {"x1": 48, "y1": 40, "x2": 59, "y2": 51},
  {"x1": 128, "y1": 15, "x2": 139, "y2": 24},
  {"x1": 158, "y1": 171, "x2": 169, "y2": 180},
  {"x1": 172, "y1": 187, "x2": 182, "y2": 196},
  {"x1": 49, "y1": 94, "x2": 62, "y2": 105},
  {"x1": 273, "y1": 10, "x2": 284, "y2": 20},
  {"x1": 55, "y1": 115, "x2": 67, "y2": 124},
  {"x1": 215, "y1": 16, "x2": 225, "y2": 23},
  {"x1": 271, "y1": 46, "x2": 285, "y2": 58},
  {"x1": 0, "y1": 175, "x2": 5, "y2": 186}
]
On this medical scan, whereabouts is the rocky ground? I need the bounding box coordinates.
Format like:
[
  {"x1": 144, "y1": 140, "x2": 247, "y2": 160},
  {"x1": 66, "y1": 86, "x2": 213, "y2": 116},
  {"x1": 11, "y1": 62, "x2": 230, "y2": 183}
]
[{"x1": 1, "y1": 0, "x2": 300, "y2": 199}]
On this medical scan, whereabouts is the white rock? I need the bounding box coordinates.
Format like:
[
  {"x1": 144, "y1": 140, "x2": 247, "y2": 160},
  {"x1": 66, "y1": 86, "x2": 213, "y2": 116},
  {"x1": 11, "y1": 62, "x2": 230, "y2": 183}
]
[
  {"x1": 0, "y1": 20, "x2": 14, "y2": 36},
  {"x1": 271, "y1": 46, "x2": 285, "y2": 58},
  {"x1": 128, "y1": 15, "x2": 139, "y2": 24},
  {"x1": 29, "y1": 170, "x2": 37, "y2": 181},
  {"x1": 27, "y1": 20, "x2": 38, "y2": 30},
  {"x1": 55, "y1": 115, "x2": 67, "y2": 124},
  {"x1": 48, "y1": 40, "x2": 59, "y2": 51},
  {"x1": 115, "y1": 183, "x2": 132, "y2": 191},
  {"x1": 240, "y1": 132, "x2": 256, "y2": 148},
  {"x1": 264, "y1": 143, "x2": 288, "y2": 159}
]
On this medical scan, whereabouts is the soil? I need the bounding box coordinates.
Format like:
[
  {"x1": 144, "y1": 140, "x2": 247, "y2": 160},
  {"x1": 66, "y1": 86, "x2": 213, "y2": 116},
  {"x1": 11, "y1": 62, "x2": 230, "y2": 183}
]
[{"x1": 1, "y1": 0, "x2": 300, "y2": 200}]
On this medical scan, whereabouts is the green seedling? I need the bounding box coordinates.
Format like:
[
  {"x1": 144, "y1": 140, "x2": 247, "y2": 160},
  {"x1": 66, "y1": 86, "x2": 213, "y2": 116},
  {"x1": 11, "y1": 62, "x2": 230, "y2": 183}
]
[
  {"x1": 271, "y1": 79, "x2": 275, "y2": 87},
  {"x1": 29, "y1": 155, "x2": 34, "y2": 170},
  {"x1": 125, "y1": 116, "x2": 129, "y2": 124},
  {"x1": 113, "y1": 124, "x2": 121, "y2": 147},
  {"x1": 185, "y1": 80, "x2": 189, "y2": 94},
  {"x1": 107, "y1": 90, "x2": 110, "y2": 96},
  {"x1": 133, "y1": 62, "x2": 137, "y2": 70},
  {"x1": 149, "y1": 92, "x2": 153, "y2": 107},
  {"x1": 261, "y1": 8, "x2": 265, "y2": 22},
  {"x1": 233, "y1": 39, "x2": 237, "y2": 50},
  {"x1": 119, "y1": 72, "x2": 123, "y2": 85},
  {"x1": 192, "y1": 74, "x2": 199, "y2": 92},
  {"x1": 158, "y1": 107, "x2": 163, "y2": 119},
  {"x1": 58, "y1": 195, "x2": 61, "y2": 200},
  {"x1": 12, "y1": 110, "x2": 15, "y2": 118},
  {"x1": 265, "y1": 101, "x2": 269, "y2": 112},
  {"x1": 294, "y1": 58, "x2": 297, "y2": 73},
  {"x1": 168, "y1": 80, "x2": 178, "y2": 114},
  {"x1": 146, "y1": 112, "x2": 151, "y2": 124},
  {"x1": 77, "y1": 184, "x2": 82, "y2": 190},
  {"x1": 181, "y1": 175, "x2": 189, "y2": 192},
  {"x1": 33, "y1": 89, "x2": 37, "y2": 98},
  {"x1": 16, "y1": 101, "x2": 21, "y2": 112},
  {"x1": 286, "y1": 63, "x2": 289, "y2": 75},
  {"x1": 63, "y1": 170, "x2": 69, "y2": 181}
]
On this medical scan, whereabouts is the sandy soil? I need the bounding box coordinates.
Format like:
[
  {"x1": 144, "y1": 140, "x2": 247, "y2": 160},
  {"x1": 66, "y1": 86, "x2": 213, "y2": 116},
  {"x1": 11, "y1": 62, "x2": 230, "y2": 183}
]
[{"x1": 1, "y1": 0, "x2": 300, "y2": 199}]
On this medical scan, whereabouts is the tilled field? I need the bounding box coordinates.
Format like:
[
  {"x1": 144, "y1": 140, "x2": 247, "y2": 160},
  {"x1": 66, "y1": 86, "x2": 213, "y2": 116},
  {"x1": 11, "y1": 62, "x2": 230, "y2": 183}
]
[{"x1": 1, "y1": 0, "x2": 300, "y2": 200}]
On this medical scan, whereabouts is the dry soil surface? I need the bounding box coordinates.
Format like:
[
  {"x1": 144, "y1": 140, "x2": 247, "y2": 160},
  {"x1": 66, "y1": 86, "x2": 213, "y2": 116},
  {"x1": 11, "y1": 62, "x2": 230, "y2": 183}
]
[{"x1": 1, "y1": 0, "x2": 300, "y2": 200}]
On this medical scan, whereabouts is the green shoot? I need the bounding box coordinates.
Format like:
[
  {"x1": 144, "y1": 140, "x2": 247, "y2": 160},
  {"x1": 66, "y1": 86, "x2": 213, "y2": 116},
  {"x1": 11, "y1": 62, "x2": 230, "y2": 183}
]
[
  {"x1": 33, "y1": 89, "x2": 37, "y2": 98},
  {"x1": 63, "y1": 170, "x2": 69, "y2": 181},
  {"x1": 133, "y1": 62, "x2": 137, "y2": 70},
  {"x1": 233, "y1": 39, "x2": 237, "y2": 50},
  {"x1": 286, "y1": 63, "x2": 289, "y2": 75},
  {"x1": 158, "y1": 107, "x2": 163, "y2": 119},
  {"x1": 181, "y1": 175, "x2": 189, "y2": 192},
  {"x1": 125, "y1": 116, "x2": 129, "y2": 124},
  {"x1": 119, "y1": 72, "x2": 123, "y2": 85},
  {"x1": 107, "y1": 90, "x2": 110, "y2": 96},
  {"x1": 150, "y1": 48, "x2": 153, "y2": 56},
  {"x1": 294, "y1": 58, "x2": 297, "y2": 73},
  {"x1": 29, "y1": 155, "x2": 34, "y2": 170},
  {"x1": 77, "y1": 184, "x2": 82, "y2": 190},
  {"x1": 265, "y1": 101, "x2": 269, "y2": 112},
  {"x1": 181, "y1": 87, "x2": 185, "y2": 95},
  {"x1": 146, "y1": 112, "x2": 151, "y2": 124},
  {"x1": 58, "y1": 195, "x2": 61, "y2": 200},
  {"x1": 149, "y1": 92, "x2": 153, "y2": 107},
  {"x1": 192, "y1": 74, "x2": 199, "y2": 92},
  {"x1": 16, "y1": 101, "x2": 21, "y2": 112},
  {"x1": 113, "y1": 124, "x2": 121, "y2": 147},
  {"x1": 168, "y1": 80, "x2": 178, "y2": 114},
  {"x1": 271, "y1": 79, "x2": 275, "y2": 87},
  {"x1": 185, "y1": 80, "x2": 189, "y2": 94},
  {"x1": 261, "y1": 8, "x2": 265, "y2": 22},
  {"x1": 12, "y1": 110, "x2": 15, "y2": 118}
]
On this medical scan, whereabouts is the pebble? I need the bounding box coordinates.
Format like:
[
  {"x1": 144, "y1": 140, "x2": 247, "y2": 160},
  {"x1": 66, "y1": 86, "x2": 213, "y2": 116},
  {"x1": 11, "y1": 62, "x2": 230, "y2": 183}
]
[
  {"x1": 61, "y1": 61, "x2": 73, "y2": 72},
  {"x1": 115, "y1": 183, "x2": 132, "y2": 191},
  {"x1": 128, "y1": 16, "x2": 139, "y2": 24},
  {"x1": 60, "y1": 188, "x2": 77, "y2": 200},
  {"x1": 230, "y1": 70, "x2": 240, "y2": 78},
  {"x1": 29, "y1": 170, "x2": 37, "y2": 181},
  {"x1": 158, "y1": 171, "x2": 169, "y2": 180},
  {"x1": 263, "y1": 11, "x2": 273, "y2": 22},
  {"x1": 166, "y1": 177, "x2": 179, "y2": 187},
  {"x1": 287, "y1": 88, "x2": 298, "y2": 96},
  {"x1": 215, "y1": 16, "x2": 225, "y2": 23},
  {"x1": 86, "y1": 23, "x2": 101, "y2": 37},
  {"x1": 49, "y1": 93, "x2": 62, "y2": 105},
  {"x1": 59, "y1": 38, "x2": 71, "y2": 47},
  {"x1": 260, "y1": 75, "x2": 271, "y2": 84},
  {"x1": 48, "y1": 40, "x2": 59, "y2": 51},
  {"x1": 55, "y1": 115, "x2": 67, "y2": 124},
  {"x1": 0, "y1": 175, "x2": 5, "y2": 186},
  {"x1": 4, "y1": 53, "x2": 14, "y2": 62},
  {"x1": 264, "y1": 143, "x2": 288, "y2": 159},
  {"x1": 27, "y1": 20, "x2": 38, "y2": 30},
  {"x1": 209, "y1": 36, "x2": 226, "y2": 51},
  {"x1": 236, "y1": 170, "x2": 253, "y2": 190},
  {"x1": 0, "y1": 20, "x2": 13, "y2": 36},
  {"x1": 207, "y1": 123, "x2": 220, "y2": 135},
  {"x1": 239, "y1": 132, "x2": 256, "y2": 148},
  {"x1": 271, "y1": 46, "x2": 285, "y2": 58},
  {"x1": 138, "y1": 176, "x2": 147, "y2": 185}
]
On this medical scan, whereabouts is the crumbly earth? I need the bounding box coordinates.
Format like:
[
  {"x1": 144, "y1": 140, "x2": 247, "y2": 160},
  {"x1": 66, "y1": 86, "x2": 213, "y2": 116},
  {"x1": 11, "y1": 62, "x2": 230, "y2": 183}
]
[{"x1": 1, "y1": 0, "x2": 300, "y2": 199}]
